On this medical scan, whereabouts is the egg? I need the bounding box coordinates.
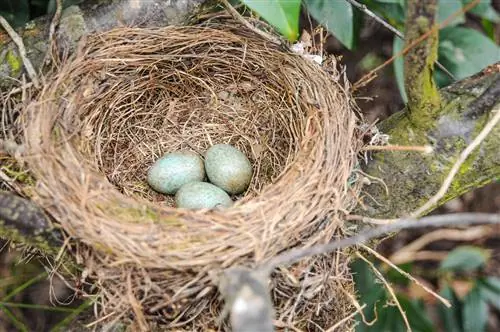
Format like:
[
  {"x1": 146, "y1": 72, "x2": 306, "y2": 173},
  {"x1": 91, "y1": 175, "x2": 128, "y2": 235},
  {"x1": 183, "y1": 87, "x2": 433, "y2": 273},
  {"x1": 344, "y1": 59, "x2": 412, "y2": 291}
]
[
  {"x1": 175, "y1": 182, "x2": 233, "y2": 209},
  {"x1": 147, "y1": 151, "x2": 204, "y2": 194},
  {"x1": 204, "y1": 144, "x2": 252, "y2": 194}
]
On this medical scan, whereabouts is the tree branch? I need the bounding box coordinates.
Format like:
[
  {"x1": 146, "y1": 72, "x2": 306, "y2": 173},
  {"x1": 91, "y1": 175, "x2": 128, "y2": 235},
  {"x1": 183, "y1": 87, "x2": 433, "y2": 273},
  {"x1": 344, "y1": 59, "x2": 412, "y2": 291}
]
[
  {"x1": 403, "y1": 0, "x2": 441, "y2": 126},
  {"x1": 360, "y1": 63, "x2": 500, "y2": 218},
  {"x1": 0, "y1": 191, "x2": 63, "y2": 254}
]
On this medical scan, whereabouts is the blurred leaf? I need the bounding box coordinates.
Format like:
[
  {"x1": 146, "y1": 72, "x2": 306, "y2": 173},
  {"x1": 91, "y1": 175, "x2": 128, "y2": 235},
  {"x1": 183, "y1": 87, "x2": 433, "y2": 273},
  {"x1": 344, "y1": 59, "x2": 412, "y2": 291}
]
[
  {"x1": 483, "y1": 276, "x2": 500, "y2": 291},
  {"x1": 304, "y1": 0, "x2": 354, "y2": 49},
  {"x1": 352, "y1": 259, "x2": 386, "y2": 332},
  {"x1": 393, "y1": 37, "x2": 408, "y2": 103},
  {"x1": 438, "y1": 27, "x2": 500, "y2": 80},
  {"x1": 386, "y1": 262, "x2": 413, "y2": 285},
  {"x1": 478, "y1": 277, "x2": 500, "y2": 310},
  {"x1": 0, "y1": 0, "x2": 30, "y2": 27},
  {"x1": 438, "y1": 0, "x2": 465, "y2": 26},
  {"x1": 372, "y1": 0, "x2": 406, "y2": 26},
  {"x1": 353, "y1": 259, "x2": 432, "y2": 332},
  {"x1": 462, "y1": 286, "x2": 487, "y2": 332},
  {"x1": 439, "y1": 286, "x2": 464, "y2": 332},
  {"x1": 398, "y1": 296, "x2": 434, "y2": 332},
  {"x1": 462, "y1": 0, "x2": 500, "y2": 23},
  {"x1": 440, "y1": 245, "x2": 489, "y2": 272},
  {"x1": 241, "y1": 0, "x2": 300, "y2": 41}
]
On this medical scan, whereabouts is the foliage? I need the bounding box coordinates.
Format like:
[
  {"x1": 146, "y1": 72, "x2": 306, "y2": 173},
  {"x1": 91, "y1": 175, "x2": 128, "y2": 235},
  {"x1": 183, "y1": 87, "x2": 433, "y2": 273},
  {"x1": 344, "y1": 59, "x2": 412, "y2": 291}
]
[
  {"x1": 0, "y1": 0, "x2": 82, "y2": 28},
  {"x1": 241, "y1": 0, "x2": 301, "y2": 41},
  {"x1": 237, "y1": 0, "x2": 499, "y2": 100},
  {"x1": 0, "y1": 253, "x2": 92, "y2": 331},
  {"x1": 353, "y1": 245, "x2": 500, "y2": 331}
]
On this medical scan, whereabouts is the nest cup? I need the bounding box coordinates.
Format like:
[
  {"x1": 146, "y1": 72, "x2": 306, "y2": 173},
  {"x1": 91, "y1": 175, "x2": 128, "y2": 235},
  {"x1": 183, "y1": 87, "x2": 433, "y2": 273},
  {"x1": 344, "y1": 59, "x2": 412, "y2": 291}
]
[{"x1": 21, "y1": 23, "x2": 360, "y2": 329}]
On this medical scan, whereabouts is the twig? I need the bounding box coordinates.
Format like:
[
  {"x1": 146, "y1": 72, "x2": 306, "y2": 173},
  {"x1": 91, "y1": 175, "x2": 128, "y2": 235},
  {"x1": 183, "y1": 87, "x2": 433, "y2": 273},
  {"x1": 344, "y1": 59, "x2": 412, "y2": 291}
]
[
  {"x1": 263, "y1": 213, "x2": 500, "y2": 271},
  {"x1": 43, "y1": 0, "x2": 63, "y2": 67},
  {"x1": 344, "y1": 0, "x2": 454, "y2": 80},
  {"x1": 353, "y1": 0, "x2": 480, "y2": 90},
  {"x1": 410, "y1": 104, "x2": 500, "y2": 217},
  {"x1": 361, "y1": 144, "x2": 433, "y2": 153},
  {"x1": 220, "y1": 0, "x2": 281, "y2": 45},
  {"x1": 361, "y1": 244, "x2": 451, "y2": 308},
  {"x1": 346, "y1": 214, "x2": 399, "y2": 225},
  {"x1": 0, "y1": 16, "x2": 40, "y2": 88},
  {"x1": 356, "y1": 252, "x2": 412, "y2": 332},
  {"x1": 325, "y1": 303, "x2": 367, "y2": 332},
  {"x1": 48, "y1": 0, "x2": 63, "y2": 43},
  {"x1": 389, "y1": 226, "x2": 491, "y2": 264}
]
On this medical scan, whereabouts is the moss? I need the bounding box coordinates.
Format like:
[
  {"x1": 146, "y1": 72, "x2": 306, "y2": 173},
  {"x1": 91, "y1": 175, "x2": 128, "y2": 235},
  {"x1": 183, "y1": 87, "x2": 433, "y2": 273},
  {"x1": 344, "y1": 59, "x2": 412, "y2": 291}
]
[
  {"x1": 5, "y1": 49, "x2": 22, "y2": 77},
  {"x1": 0, "y1": 219, "x2": 56, "y2": 255}
]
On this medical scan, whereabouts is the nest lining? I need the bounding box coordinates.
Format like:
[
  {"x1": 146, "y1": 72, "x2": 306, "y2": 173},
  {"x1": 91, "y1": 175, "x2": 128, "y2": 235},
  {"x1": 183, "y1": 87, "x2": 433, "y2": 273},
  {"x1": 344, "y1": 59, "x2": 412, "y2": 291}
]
[{"x1": 19, "y1": 23, "x2": 361, "y2": 329}]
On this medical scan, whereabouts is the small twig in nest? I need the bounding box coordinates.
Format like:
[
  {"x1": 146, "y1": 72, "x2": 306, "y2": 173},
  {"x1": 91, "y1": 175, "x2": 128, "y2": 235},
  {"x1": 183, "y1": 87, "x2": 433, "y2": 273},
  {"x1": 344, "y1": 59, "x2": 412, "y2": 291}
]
[
  {"x1": 410, "y1": 103, "x2": 500, "y2": 217},
  {"x1": 0, "y1": 16, "x2": 40, "y2": 88},
  {"x1": 325, "y1": 303, "x2": 367, "y2": 332},
  {"x1": 220, "y1": 0, "x2": 281, "y2": 45}
]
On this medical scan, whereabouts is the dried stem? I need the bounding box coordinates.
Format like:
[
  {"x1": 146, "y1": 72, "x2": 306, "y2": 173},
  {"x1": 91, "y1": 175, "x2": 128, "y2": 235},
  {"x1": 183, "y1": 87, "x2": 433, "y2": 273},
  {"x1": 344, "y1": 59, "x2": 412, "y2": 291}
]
[{"x1": 0, "y1": 16, "x2": 40, "y2": 88}]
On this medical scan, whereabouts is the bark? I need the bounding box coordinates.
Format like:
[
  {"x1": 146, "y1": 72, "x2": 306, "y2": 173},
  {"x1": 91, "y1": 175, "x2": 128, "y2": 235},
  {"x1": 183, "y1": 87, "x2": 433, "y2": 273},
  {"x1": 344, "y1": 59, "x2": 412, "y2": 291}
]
[
  {"x1": 0, "y1": 0, "x2": 206, "y2": 90},
  {"x1": 0, "y1": 191, "x2": 63, "y2": 254},
  {"x1": 360, "y1": 65, "x2": 500, "y2": 218},
  {"x1": 358, "y1": 0, "x2": 499, "y2": 218}
]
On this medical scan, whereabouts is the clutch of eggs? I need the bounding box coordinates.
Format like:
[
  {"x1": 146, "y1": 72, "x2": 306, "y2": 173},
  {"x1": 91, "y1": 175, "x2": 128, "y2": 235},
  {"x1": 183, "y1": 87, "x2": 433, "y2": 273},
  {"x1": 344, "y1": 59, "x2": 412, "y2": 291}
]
[{"x1": 147, "y1": 144, "x2": 252, "y2": 210}]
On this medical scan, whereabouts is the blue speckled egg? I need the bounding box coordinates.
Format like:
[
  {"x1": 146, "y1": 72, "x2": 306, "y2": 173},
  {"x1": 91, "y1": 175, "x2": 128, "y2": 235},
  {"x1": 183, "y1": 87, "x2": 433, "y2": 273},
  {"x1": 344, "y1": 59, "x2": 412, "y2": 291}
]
[
  {"x1": 205, "y1": 144, "x2": 252, "y2": 194},
  {"x1": 147, "y1": 151, "x2": 204, "y2": 194},
  {"x1": 175, "y1": 182, "x2": 233, "y2": 209}
]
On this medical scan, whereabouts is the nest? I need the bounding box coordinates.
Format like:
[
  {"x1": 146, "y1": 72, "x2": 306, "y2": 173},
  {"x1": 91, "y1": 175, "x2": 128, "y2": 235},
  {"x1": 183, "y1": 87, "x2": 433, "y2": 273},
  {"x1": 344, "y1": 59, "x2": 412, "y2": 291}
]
[{"x1": 18, "y1": 22, "x2": 361, "y2": 330}]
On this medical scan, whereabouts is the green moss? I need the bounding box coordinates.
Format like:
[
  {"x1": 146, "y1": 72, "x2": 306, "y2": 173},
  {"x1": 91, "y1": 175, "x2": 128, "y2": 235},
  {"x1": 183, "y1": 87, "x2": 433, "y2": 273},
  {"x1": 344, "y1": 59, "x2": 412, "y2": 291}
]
[
  {"x1": 0, "y1": 219, "x2": 55, "y2": 255},
  {"x1": 5, "y1": 49, "x2": 22, "y2": 77}
]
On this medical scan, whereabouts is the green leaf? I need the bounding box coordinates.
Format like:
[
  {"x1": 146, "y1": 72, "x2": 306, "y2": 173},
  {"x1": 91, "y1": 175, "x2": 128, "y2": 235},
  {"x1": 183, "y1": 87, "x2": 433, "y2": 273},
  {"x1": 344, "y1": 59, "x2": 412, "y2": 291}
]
[
  {"x1": 462, "y1": 0, "x2": 500, "y2": 23},
  {"x1": 304, "y1": 0, "x2": 354, "y2": 49},
  {"x1": 0, "y1": 0, "x2": 30, "y2": 27},
  {"x1": 393, "y1": 37, "x2": 408, "y2": 103},
  {"x1": 462, "y1": 286, "x2": 488, "y2": 332},
  {"x1": 241, "y1": 0, "x2": 300, "y2": 41},
  {"x1": 398, "y1": 296, "x2": 434, "y2": 332},
  {"x1": 440, "y1": 245, "x2": 490, "y2": 272},
  {"x1": 484, "y1": 276, "x2": 500, "y2": 291},
  {"x1": 478, "y1": 277, "x2": 500, "y2": 311},
  {"x1": 438, "y1": 27, "x2": 500, "y2": 80},
  {"x1": 438, "y1": 0, "x2": 465, "y2": 26},
  {"x1": 439, "y1": 286, "x2": 464, "y2": 332}
]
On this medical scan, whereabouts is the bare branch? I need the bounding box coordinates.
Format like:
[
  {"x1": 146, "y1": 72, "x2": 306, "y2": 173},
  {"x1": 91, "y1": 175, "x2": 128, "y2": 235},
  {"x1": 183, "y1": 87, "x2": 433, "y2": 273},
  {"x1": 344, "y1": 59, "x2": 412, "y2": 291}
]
[
  {"x1": 218, "y1": 268, "x2": 274, "y2": 332},
  {"x1": 263, "y1": 213, "x2": 500, "y2": 271}
]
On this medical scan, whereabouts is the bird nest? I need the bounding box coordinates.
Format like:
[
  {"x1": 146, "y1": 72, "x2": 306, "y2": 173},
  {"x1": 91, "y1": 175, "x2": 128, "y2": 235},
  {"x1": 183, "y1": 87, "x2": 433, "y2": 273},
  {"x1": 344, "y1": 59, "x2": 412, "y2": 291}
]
[{"x1": 18, "y1": 22, "x2": 362, "y2": 330}]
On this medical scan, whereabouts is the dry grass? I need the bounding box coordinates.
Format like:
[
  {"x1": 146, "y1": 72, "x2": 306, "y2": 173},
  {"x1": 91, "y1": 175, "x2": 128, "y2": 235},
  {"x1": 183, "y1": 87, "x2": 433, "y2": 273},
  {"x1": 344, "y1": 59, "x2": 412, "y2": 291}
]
[{"x1": 13, "y1": 22, "x2": 362, "y2": 330}]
